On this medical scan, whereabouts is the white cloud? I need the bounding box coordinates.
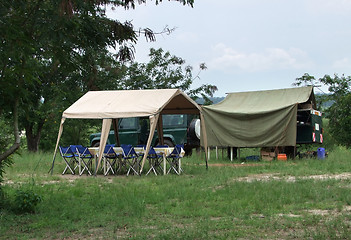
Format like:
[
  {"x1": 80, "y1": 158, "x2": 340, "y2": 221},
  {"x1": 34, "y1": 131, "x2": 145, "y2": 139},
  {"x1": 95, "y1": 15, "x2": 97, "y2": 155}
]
[
  {"x1": 332, "y1": 58, "x2": 351, "y2": 69},
  {"x1": 208, "y1": 44, "x2": 312, "y2": 72}
]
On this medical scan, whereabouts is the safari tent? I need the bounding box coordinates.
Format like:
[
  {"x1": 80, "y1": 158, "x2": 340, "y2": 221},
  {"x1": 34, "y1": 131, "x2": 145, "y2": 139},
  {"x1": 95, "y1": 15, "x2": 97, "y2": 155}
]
[
  {"x1": 202, "y1": 86, "x2": 316, "y2": 148},
  {"x1": 51, "y1": 89, "x2": 208, "y2": 174}
]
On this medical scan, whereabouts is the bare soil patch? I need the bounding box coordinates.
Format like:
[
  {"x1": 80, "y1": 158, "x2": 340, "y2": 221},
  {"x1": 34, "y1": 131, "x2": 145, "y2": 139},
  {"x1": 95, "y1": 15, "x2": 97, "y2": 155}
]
[
  {"x1": 234, "y1": 172, "x2": 351, "y2": 183},
  {"x1": 205, "y1": 163, "x2": 262, "y2": 167}
]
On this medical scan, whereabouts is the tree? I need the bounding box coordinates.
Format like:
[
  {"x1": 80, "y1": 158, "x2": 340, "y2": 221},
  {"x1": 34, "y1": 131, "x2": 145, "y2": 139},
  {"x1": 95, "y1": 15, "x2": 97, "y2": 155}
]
[
  {"x1": 0, "y1": 0, "x2": 195, "y2": 162},
  {"x1": 295, "y1": 73, "x2": 351, "y2": 147},
  {"x1": 119, "y1": 48, "x2": 217, "y2": 103}
]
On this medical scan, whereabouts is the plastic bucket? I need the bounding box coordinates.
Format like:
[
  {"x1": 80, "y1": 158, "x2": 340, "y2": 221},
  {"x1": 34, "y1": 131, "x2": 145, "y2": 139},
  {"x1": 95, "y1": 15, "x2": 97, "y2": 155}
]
[{"x1": 317, "y1": 148, "x2": 325, "y2": 159}]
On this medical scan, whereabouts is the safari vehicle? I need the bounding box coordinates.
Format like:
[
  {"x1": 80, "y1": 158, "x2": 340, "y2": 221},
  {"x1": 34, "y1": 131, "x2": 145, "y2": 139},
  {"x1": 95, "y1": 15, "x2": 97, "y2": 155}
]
[
  {"x1": 89, "y1": 114, "x2": 201, "y2": 155},
  {"x1": 296, "y1": 109, "x2": 323, "y2": 144}
]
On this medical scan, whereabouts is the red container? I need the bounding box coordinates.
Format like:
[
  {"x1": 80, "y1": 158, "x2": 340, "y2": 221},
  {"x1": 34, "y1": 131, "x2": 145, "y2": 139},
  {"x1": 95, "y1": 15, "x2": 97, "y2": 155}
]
[{"x1": 277, "y1": 154, "x2": 287, "y2": 161}]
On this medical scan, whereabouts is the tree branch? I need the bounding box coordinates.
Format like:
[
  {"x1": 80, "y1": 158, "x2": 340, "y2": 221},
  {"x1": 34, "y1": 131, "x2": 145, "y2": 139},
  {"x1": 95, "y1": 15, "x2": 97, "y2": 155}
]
[{"x1": 0, "y1": 98, "x2": 21, "y2": 162}]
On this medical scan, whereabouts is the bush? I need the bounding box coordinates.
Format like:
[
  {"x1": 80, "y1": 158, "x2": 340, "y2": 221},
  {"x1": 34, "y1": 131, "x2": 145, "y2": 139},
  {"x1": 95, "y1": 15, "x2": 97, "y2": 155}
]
[
  {"x1": 0, "y1": 158, "x2": 13, "y2": 210},
  {"x1": 13, "y1": 189, "x2": 42, "y2": 214}
]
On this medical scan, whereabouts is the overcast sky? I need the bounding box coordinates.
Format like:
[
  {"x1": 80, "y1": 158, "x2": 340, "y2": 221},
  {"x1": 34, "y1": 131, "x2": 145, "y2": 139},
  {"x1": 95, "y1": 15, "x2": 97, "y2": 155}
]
[{"x1": 107, "y1": 0, "x2": 351, "y2": 97}]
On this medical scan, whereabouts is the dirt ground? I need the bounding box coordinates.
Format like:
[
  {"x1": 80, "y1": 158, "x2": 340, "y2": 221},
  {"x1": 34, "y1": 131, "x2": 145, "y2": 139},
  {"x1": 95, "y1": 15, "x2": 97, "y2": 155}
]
[{"x1": 233, "y1": 172, "x2": 351, "y2": 183}]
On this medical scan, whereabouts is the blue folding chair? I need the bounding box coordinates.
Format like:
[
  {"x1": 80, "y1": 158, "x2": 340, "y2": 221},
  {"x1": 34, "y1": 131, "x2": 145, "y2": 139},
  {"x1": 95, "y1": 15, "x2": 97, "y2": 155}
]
[
  {"x1": 145, "y1": 146, "x2": 164, "y2": 176},
  {"x1": 166, "y1": 144, "x2": 184, "y2": 175},
  {"x1": 59, "y1": 146, "x2": 79, "y2": 175},
  {"x1": 103, "y1": 144, "x2": 118, "y2": 175},
  {"x1": 121, "y1": 144, "x2": 140, "y2": 176},
  {"x1": 73, "y1": 145, "x2": 93, "y2": 176}
]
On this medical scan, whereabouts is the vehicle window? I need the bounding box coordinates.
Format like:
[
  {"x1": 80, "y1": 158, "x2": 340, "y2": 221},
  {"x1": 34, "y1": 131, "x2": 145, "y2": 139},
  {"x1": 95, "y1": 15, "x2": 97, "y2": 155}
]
[
  {"x1": 163, "y1": 114, "x2": 185, "y2": 127},
  {"x1": 119, "y1": 118, "x2": 137, "y2": 129}
]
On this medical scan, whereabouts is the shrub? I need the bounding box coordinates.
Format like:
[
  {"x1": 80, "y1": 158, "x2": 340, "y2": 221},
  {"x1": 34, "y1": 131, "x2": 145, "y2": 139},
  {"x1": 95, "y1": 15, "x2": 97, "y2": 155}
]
[
  {"x1": 13, "y1": 189, "x2": 42, "y2": 214},
  {"x1": 0, "y1": 158, "x2": 13, "y2": 209}
]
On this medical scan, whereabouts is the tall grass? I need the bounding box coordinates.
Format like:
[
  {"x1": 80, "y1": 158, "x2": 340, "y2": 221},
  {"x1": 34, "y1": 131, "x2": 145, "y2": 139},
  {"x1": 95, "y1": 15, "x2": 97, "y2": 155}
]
[{"x1": 1, "y1": 147, "x2": 351, "y2": 239}]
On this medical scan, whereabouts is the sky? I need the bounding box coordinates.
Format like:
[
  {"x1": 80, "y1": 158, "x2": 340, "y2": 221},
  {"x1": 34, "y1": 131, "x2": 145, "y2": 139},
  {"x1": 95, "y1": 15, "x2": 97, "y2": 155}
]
[{"x1": 107, "y1": 0, "x2": 351, "y2": 97}]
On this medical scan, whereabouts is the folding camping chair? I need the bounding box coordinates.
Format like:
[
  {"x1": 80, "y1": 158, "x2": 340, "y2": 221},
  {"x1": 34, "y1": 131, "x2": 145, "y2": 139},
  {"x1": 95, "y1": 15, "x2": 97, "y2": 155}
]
[
  {"x1": 146, "y1": 146, "x2": 164, "y2": 176},
  {"x1": 103, "y1": 144, "x2": 118, "y2": 175},
  {"x1": 166, "y1": 144, "x2": 184, "y2": 175},
  {"x1": 121, "y1": 144, "x2": 140, "y2": 176},
  {"x1": 59, "y1": 146, "x2": 79, "y2": 175},
  {"x1": 73, "y1": 145, "x2": 93, "y2": 176}
]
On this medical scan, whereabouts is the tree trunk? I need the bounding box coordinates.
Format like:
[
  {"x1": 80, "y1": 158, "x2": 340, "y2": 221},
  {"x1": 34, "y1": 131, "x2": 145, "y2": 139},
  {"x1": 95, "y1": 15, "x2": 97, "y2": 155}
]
[
  {"x1": 25, "y1": 120, "x2": 44, "y2": 152},
  {"x1": 0, "y1": 99, "x2": 21, "y2": 162},
  {"x1": 26, "y1": 129, "x2": 40, "y2": 152}
]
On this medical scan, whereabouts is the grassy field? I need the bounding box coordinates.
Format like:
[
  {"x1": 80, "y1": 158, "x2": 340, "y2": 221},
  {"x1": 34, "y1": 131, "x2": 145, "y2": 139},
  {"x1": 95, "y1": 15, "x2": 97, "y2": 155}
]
[{"x1": 1, "y1": 147, "x2": 351, "y2": 239}]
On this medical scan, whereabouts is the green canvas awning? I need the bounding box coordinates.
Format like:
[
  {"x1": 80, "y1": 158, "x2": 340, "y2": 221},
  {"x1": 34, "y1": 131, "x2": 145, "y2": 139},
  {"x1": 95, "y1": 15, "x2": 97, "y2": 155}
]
[{"x1": 202, "y1": 86, "x2": 315, "y2": 147}]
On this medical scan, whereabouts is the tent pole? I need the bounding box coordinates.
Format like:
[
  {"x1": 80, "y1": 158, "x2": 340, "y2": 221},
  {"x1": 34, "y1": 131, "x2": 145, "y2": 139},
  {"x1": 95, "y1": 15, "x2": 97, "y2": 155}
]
[
  {"x1": 156, "y1": 115, "x2": 164, "y2": 145},
  {"x1": 200, "y1": 112, "x2": 208, "y2": 170},
  {"x1": 49, "y1": 118, "x2": 65, "y2": 175},
  {"x1": 230, "y1": 147, "x2": 233, "y2": 161},
  {"x1": 112, "y1": 118, "x2": 120, "y2": 146},
  {"x1": 140, "y1": 114, "x2": 159, "y2": 174},
  {"x1": 95, "y1": 119, "x2": 112, "y2": 176}
]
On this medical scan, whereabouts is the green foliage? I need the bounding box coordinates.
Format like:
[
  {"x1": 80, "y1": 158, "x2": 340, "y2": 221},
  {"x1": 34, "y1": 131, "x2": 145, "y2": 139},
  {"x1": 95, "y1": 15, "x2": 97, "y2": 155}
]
[
  {"x1": 0, "y1": 117, "x2": 14, "y2": 204},
  {"x1": 319, "y1": 118, "x2": 338, "y2": 150},
  {"x1": 327, "y1": 93, "x2": 351, "y2": 147},
  {"x1": 120, "y1": 48, "x2": 217, "y2": 103},
  {"x1": 0, "y1": 0, "x2": 197, "y2": 154},
  {"x1": 0, "y1": 116, "x2": 14, "y2": 151},
  {"x1": 0, "y1": 158, "x2": 12, "y2": 209},
  {"x1": 12, "y1": 189, "x2": 42, "y2": 214}
]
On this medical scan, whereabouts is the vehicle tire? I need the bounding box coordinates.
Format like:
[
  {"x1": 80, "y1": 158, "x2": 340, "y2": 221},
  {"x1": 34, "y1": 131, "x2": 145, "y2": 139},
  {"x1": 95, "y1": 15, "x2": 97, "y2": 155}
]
[
  {"x1": 188, "y1": 119, "x2": 200, "y2": 140},
  {"x1": 162, "y1": 139, "x2": 175, "y2": 148},
  {"x1": 92, "y1": 141, "x2": 100, "y2": 147}
]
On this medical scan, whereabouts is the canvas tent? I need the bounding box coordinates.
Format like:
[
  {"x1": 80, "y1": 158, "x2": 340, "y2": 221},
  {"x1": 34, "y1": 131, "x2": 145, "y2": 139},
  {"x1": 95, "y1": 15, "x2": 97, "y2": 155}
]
[
  {"x1": 202, "y1": 86, "x2": 316, "y2": 148},
  {"x1": 51, "y1": 89, "x2": 208, "y2": 174}
]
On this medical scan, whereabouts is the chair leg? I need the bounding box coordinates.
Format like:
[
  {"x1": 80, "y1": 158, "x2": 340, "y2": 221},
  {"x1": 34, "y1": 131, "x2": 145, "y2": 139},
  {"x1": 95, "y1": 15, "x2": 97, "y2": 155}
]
[
  {"x1": 104, "y1": 158, "x2": 116, "y2": 176},
  {"x1": 79, "y1": 158, "x2": 92, "y2": 176},
  {"x1": 62, "y1": 158, "x2": 75, "y2": 175},
  {"x1": 126, "y1": 158, "x2": 139, "y2": 176},
  {"x1": 167, "y1": 158, "x2": 180, "y2": 175},
  {"x1": 146, "y1": 158, "x2": 158, "y2": 176},
  {"x1": 156, "y1": 158, "x2": 163, "y2": 174},
  {"x1": 117, "y1": 158, "x2": 126, "y2": 174}
]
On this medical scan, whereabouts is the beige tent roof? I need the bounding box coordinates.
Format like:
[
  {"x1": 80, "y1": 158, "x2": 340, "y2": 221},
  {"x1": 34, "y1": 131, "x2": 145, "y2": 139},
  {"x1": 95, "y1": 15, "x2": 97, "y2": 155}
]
[
  {"x1": 52, "y1": 88, "x2": 208, "y2": 175},
  {"x1": 63, "y1": 89, "x2": 201, "y2": 119}
]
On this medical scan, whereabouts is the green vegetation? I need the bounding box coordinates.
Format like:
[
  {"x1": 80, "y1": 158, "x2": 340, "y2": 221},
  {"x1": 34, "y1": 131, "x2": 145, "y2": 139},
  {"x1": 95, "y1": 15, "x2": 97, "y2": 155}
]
[{"x1": 1, "y1": 148, "x2": 351, "y2": 239}]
